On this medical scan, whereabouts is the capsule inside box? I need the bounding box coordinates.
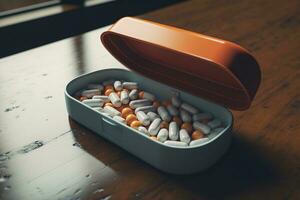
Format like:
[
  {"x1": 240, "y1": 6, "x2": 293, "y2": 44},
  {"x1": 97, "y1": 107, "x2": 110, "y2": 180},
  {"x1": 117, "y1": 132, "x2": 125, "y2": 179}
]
[{"x1": 65, "y1": 17, "x2": 260, "y2": 174}]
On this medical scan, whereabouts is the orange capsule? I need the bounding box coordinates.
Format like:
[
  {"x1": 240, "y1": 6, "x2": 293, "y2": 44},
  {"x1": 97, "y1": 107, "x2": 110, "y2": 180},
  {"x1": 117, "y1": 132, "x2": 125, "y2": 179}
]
[
  {"x1": 104, "y1": 85, "x2": 114, "y2": 91},
  {"x1": 173, "y1": 116, "x2": 182, "y2": 126},
  {"x1": 115, "y1": 104, "x2": 126, "y2": 112},
  {"x1": 130, "y1": 120, "x2": 142, "y2": 129},
  {"x1": 126, "y1": 114, "x2": 137, "y2": 125},
  {"x1": 104, "y1": 102, "x2": 113, "y2": 107},
  {"x1": 104, "y1": 88, "x2": 114, "y2": 96},
  {"x1": 181, "y1": 122, "x2": 193, "y2": 134},
  {"x1": 79, "y1": 96, "x2": 88, "y2": 101},
  {"x1": 121, "y1": 107, "x2": 133, "y2": 118},
  {"x1": 191, "y1": 130, "x2": 205, "y2": 140},
  {"x1": 160, "y1": 121, "x2": 169, "y2": 129},
  {"x1": 138, "y1": 91, "x2": 144, "y2": 99},
  {"x1": 162, "y1": 100, "x2": 171, "y2": 107},
  {"x1": 152, "y1": 101, "x2": 160, "y2": 109}
]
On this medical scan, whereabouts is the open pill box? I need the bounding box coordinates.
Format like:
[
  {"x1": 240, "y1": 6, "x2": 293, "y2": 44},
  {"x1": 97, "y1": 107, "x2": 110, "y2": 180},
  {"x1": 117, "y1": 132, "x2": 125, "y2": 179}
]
[{"x1": 65, "y1": 17, "x2": 261, "y2": 174}]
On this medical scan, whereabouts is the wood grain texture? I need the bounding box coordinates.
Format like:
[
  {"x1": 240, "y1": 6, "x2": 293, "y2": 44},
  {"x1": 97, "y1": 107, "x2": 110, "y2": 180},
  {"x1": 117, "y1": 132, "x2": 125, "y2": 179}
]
[{"x1": 0, "y1": 0, "x2": 300, "y2": 199}]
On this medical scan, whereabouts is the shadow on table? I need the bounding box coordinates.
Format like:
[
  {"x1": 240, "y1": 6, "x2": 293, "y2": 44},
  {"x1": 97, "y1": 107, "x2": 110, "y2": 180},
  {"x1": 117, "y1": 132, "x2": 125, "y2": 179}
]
[{"x1": 169, "y1": 131, "x2": 280, "y2": 198}]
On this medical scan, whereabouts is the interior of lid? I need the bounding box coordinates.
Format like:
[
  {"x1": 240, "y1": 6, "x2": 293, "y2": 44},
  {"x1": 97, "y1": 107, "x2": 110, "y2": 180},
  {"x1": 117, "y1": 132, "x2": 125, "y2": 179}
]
[{"x1": 101, "y1": 32, "x2": 259, "y2": 110}]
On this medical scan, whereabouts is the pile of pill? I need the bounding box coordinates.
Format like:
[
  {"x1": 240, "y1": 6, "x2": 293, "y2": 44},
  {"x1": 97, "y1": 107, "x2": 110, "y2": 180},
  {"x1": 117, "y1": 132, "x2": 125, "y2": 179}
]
[{"x1": 74, "y1": 80, "x2": 225, "y2": 147}]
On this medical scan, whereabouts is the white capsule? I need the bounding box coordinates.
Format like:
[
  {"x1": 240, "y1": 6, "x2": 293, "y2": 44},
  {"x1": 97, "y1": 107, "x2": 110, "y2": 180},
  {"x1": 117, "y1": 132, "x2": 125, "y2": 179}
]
[
  {"x1": 138, "y1": 126, "x2": 149, "y2": 135},
  {"x1": 136, "y1": 111, "x2": 151, "y2": 126},
  {"x1": 81, "y1": 89, "x2": 100, "y2": 98},
  {"x1": 120, "y1": 90, "x2": 129, "y2": 104},
  {"x1": 208, "y1": 127, "x2": 224, "y2": 139},
  {"x1": 157, "y1": 128, "x2": 168, "y2": 142},
  {"x1": 181, "y1": 103, "x2": 199, "y2": 114},
  {"x1": 129, "y1": 89, "x2": 139, "y2": 100},
  {"x1": 113, "y1": 116, "x2": 126, "y2": 124},
  {"x1": 103, "y1": 106, "x2": 121, "y2": 117},
  {"x1": 135, "y1": 106, "x2": 155, "y2": 114},
  {"x1": 129, "y1": 99, "x2": 152, "y2": 109},
  {"x1": 193, "y1": 112, "x2": 213, "y2": 122},
  {"x1": 189, "y1": 138, "x2": 209, "y2": 146},
  {"x1": 180, "y1": 109, "x2": 192, "y2": 122},
  {"x1": 164, "y1": 140, "x2": 187, "y2": 147},
  {"x1": 102, "y1": 79, "x2": 114, "y2": 86},
  {"x1": 167, "y1": 105, "x2": 179, "y2": 116},
  {"x1": 147, "y1": 112, "x2": 159, "y2": 122},
  {"x1": 193, "y1": 121, "x2": 211, "y2": 134},
  {"x1": 87, "y1": 84, "x2": 103, "y2": 91},
  {"x1": 109, "y1": 92, "x2": 121, "y2": 107},
  {"x1": 171, "y1": 96, "x2": 181, "y2": 107},
  {"x1": 169, "y1": 121, "x2": 179, "y2": 141},
  {"x1": 92, "y1": 95, "x2": 110, "y2": 102},
  {"x1": 123, "y1": 82, "x2": 138, "y2": 90},
  {"x1": 207, "y1": 119, "x2": 222, "y2": 129},
  {"x1": 114, "y1": 80, "x2": 123, "y2": 91},
  {"x1": 157, "y1": 106, "x2": 171, "y2": 122},
  {"x1": 148, "y1": 118, "x2": 162, "y2": 136},
  {"x1": 140, "y1": 91, "x2": 155, "y2": 101},
  {"x1": 82, "y1": 99, "x2": 104, "y2": 107},
  {"x1": 179, "y1": 129, "x2": 191, "y2": 144}
]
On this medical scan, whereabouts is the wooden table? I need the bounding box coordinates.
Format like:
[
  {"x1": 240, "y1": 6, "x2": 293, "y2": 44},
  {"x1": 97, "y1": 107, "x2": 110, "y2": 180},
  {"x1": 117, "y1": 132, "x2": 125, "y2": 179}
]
[{"x1": 1, "y1": 0, "x2": 300, "y2": 199}]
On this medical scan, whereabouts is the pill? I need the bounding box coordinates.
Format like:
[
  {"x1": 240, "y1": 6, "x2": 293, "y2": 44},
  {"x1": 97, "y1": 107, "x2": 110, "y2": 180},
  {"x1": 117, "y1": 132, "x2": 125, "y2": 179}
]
[
  {"x1": 103, "y1": 106, "x2": 121, "y2": 117},
  {"x1": 120, "y1": 90, "x2": 130, "y2": 104},
  {"x1": 150, "y1": 136, "x2": 158, "y2": 141},
  {"x1": 92, "y1": 95, "x2": 110, "y2": 102},
  {"x1": 104, "y1": 88, "x2": 114, "y2": 96},
  {"x1": 173, "y1": 116, "x2": 183, "y2": 127},
  {"x1": 109, "y1": 92, "x2": 121, "y2": 107},
  {"x1": 130, "y1": 120, "x2": 142, "y2": 129},
  {"x1": 148, "y1": 118, "x2": 162, "y2": 136},
  {"x1": 87, "y1": 83, "x2": 104, "y2": 91},
  {"x1": 113, "y1": 116, "x2": 126, "y2": 124},
  {"x1": 167, "y1": 105, "x2": 179, "y2": 116},
  {"x1": 81, "y1": 89, "x2": 100, "y2": 98},
  {"x1": 114, "y1": 81, "x2": 123, "y2": 91},
  {"x1": 102, "y1": 79, "x2": 114, "y2": 86},
  {"x1": 115, "y1": 104, "x2": 127, "y2": 112},
  {"x1": 129, "y1": 89, "x2": 139, "y2": 100},
  {"x1": 181, "y1": 122, "x2": 193, "y2": 134},
  {"x1": 147, "y1": 111, "x2": 159, "y2": 122},
  {"x1": 189, "y1": 138, "x2": 209, "y2": 146},
  {"x1": 121, "y1": 107, "x2": 133, "y2": 118},
  {"x1": 157, "y1": 128, "x2": 168, "y2": 142},
  {"x1": 152, "y1": 101, "x2": 160, "y2": 109},
  {"x1": 191, "y1": 130, "x2": 204, "y2": 140},
  {"x1": 180, "y1": 109, "x2": 192, "y2": 123},
  {"x1": 157, "y1": 106, "x2": 171, "y2": 122},
  {"x1": 207, "y1": 119, "x2": 222, "y2": 129},
  {"x1": 82, "y1": 99, "x2": 104, "y2": 107},
  {"x1": 104, "y1": 85, "x2": 114, "y2": 91},
  {"x1": 193, "y1": 121, "x2": 211, "y2": 134},
  {"x1": 181, "y1": 103, "x2": 199, "y2": 114},
  {"x1": 171, "y1": 96, "x2": 181, "y2": 107},
  {"x1": 79, "y1": 96, "x2": 88, "y2": 101},
  {"x1": 164, "y1": 140, "x2": 187, "y2": 147},
  {"x1": 123, "y1": 82, "x2": 138, "y2": 90},
  {"x1": 139, "y1": 91, "x2": 155, "y2": 101},
  {"x1": 117, "y1": 91, "x2": 121, "y2": 96},
  {"x1": 169, "y1": 121, "x2": 179, "y2": 141},
  {"x1": 135, "y1": 105, "x2": 155, "y2": 114},
  {"x1": 129, "y1": 99, "x2": 152, "y2": 109},
  {"x1": 179, "y1": 129, "x2": 191, "y2": 144},
  {"x1": 104, "y1": 102, "x2": 113, "y2": 107},
  {"x1": 162, "y1": 100, "x2": 171, "y2": 107},
  {"x1": 193, "y1": 112, "x2": 213, "y2": 122},
  {"x1": 138, "y1": 126, "x2": 149, "y2": 135},
  {"x1": 136, "y1": 111, "x2": 151, "y2": 126},
  {"x1": 126, "y1": 114, "x2": 137, "y2": 125},
  {"x1": 160, "y1": 121, "x2": 169, "y2": 129}
]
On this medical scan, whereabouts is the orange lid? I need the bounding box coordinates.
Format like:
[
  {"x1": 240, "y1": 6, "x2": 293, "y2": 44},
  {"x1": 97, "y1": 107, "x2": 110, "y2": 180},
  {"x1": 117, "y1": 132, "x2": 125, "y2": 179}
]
[{"x1": 101, "y1": 17, "x2": 261, "y2": 110}]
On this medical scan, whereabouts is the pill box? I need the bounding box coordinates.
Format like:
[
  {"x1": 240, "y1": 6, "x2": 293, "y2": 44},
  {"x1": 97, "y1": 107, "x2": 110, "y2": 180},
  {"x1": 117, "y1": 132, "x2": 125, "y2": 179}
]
[{"x1": 65, "y1": 17, "x2": 261, "y2": 174}]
